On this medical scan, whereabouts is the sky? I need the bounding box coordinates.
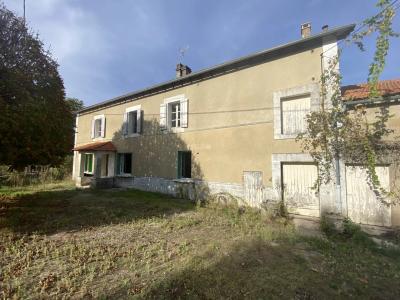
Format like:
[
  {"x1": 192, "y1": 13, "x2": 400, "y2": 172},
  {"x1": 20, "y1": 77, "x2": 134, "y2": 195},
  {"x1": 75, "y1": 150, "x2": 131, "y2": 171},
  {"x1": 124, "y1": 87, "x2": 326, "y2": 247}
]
[{"x1": 3, "y1": 0, "x2": 400, "y2": 106}]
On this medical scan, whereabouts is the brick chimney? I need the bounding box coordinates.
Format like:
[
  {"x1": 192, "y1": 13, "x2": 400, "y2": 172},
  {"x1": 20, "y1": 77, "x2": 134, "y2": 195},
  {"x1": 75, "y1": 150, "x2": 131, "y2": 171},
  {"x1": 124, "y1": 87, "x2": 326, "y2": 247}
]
[
  {"x1": 176, "y1": 63, "x2": 192, "y2": 78},
  {"x1": 301, "y1": 22, "x2": 311, "y2": 38}
]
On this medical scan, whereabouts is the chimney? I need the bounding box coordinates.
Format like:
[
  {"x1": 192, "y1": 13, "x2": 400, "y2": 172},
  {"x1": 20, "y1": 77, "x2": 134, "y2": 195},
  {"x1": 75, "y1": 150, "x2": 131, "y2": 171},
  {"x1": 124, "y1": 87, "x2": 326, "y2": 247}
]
[
  {"x1": 301, "y1": 22, "x2": 311, "y2": 38},
  {"x1": 322, "y1": 25, "x2": 329, "y2": 32},
  {"x1": 176, "y1": 63, "x2": 192, "y2": 78}
]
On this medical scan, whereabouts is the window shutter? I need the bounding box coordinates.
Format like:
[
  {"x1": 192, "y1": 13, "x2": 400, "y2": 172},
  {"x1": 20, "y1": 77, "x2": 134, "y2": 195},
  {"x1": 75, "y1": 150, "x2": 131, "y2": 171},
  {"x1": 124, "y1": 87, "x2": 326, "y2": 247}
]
[
  {"x1": 116, "y1": 154, "x2": 121, "y2": 175},
  {"x1": 160, "y1": 103, "x2": 167, "y2": 130},
  {"x1": 180, "y1": 98, "x2": 188, "y2": 128},
  {"x1": 123, "y1": 112, "x2": 128, "y2": 137},
  {"x1": 91, "y1": 119, "x2": 95, "y2": 139},
  {"x1": 137, "y1": 110, "x2": 142, "y2": 134},
  {"x1": 101, "y1": 116, "x2": 106, "y2": 138}
]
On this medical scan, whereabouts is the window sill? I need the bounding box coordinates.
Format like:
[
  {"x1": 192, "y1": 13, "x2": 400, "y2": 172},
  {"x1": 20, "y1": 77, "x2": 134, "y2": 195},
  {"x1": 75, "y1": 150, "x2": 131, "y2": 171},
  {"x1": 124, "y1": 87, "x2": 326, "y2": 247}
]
[
  {"x1": 116, "y1": 174, "x2": 133, "y2": 178},
  {"x1": 123, "y1": 133, "x2": 140, "y2": 138},
  {"x1": 163, "y1": 127, "x2": 185, "y2": 133},
  {"x1": 274, "y1": 134, "x2": 301, "y2": 140},
  {"x1": 173, "y1": 178, "x2": 195, "y2": 183}
]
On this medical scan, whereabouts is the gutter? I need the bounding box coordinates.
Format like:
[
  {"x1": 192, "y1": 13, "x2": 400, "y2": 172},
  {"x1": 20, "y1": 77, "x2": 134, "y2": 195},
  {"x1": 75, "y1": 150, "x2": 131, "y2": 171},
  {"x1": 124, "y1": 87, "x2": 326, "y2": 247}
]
[{"x1": 343, "y1": 94, "x2": 400, "y2": 110}]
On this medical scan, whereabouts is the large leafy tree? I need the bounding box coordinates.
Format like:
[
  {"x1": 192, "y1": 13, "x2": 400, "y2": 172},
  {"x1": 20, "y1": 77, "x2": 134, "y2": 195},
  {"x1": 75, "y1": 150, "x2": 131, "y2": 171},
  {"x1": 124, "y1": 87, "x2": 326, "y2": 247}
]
[{"x1": 0, "y1": 4, "x2": 74, "y2": 170}]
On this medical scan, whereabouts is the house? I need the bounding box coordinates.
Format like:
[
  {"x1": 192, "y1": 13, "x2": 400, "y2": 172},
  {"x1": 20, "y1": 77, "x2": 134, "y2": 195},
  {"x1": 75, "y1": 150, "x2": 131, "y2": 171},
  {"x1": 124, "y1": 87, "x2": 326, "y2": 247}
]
[{"x1": 72, "y1": 22, "x2": 400, "y2": 228}]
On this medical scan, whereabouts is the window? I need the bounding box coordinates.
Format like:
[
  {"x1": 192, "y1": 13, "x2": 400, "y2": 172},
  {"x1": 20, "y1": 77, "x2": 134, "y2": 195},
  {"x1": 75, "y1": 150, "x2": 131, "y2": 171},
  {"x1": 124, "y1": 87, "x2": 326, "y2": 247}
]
[
  {"x1": 91, "y1": 115, "x2": 105, "y2": 139},
  {"x1": 160, "y1": 95, "x2": 188, "y2": 130},
  {"x1": 84, "y1": 153, "x2": 93, "y2": 175},
  {"x1": 280, "y1": 95, "x2": 310, "y2": 135},
  {"x1": 124, "y1": 105, "x2": 141, "y2": 137},
  {"x1": 170, "y1": 102, "x2": 181, "y2": 128},
  {"x1": 273, "y1": 84, "x2": 318, "y2": 139},
  {"x1": 117, "y1": 153, "x2": 132, "y2": 175},
  {"x1": 128, "y1": 110, "x2": 138, "y2": 134},
  {"x1": 177, "y1": 151, "x2": 191, "y2": 178},
  {"x1": 94, "y1": 119, "x2": 102, "y2": 138}
]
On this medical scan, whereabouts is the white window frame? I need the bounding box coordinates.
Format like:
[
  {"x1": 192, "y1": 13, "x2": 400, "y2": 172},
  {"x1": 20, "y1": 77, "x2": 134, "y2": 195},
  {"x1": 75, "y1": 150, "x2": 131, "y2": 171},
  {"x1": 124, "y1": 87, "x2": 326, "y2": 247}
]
[
  {"x1": 124, "y1": 105, "x2": 141, "y2": 138},
  {"x1": 91, "y1": 114, "x2": 105, "y2": 140},
  {"x1": 83, "y1": 153, "x2": 94, "y2": 175},
  {"x1": 280, "y1": 94, "x2": 311, "y2": 136},
  {"x1": 170, "y1": 102, "x2": 181, "y2": 129},
  {"x1": 273, "y1": 83, "x2": 319, "y2": 140},
  {"x1": 161, "y1": 94, "x2": 188, "y2": 133}
]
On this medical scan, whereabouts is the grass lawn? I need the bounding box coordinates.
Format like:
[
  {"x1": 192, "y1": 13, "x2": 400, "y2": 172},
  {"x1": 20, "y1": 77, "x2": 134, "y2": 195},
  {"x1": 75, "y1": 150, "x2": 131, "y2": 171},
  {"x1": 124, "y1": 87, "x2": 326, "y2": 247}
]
[{"x1": 1, "y1": 181, "x2": 400, "y2": 299}]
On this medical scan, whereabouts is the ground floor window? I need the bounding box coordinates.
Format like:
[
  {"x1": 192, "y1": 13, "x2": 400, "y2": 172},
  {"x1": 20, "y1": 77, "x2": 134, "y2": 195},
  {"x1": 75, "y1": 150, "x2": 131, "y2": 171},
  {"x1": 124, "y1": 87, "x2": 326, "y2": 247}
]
[
  {"x1": 84, "y1": 153, "x2": 94, "y2": 175},
  {"x1": 117, "y1": 153, "x2": 132, "y2": 175},
  {"x1": 177, "y1": 151, "x2": 191, "y2": 178}
]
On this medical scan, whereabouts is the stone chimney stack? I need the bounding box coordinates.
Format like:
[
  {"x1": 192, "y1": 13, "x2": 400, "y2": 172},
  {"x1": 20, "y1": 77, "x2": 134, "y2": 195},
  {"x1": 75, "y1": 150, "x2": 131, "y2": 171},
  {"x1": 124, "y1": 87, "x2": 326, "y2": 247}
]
[
  {"x1": 176, "y1": 63, "x2": 192, "y2": 78},
  {"x1": 301, "y1": 22, "x2": 311, "y2": 38}
]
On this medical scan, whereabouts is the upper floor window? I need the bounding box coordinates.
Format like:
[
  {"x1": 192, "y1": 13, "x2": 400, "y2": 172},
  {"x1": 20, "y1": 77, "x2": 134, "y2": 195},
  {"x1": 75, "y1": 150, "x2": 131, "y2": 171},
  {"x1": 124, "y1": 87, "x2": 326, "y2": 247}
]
[
  {"x1": 91, "y1": 115, "x2": 105, "y2": 139},
  {"x1": 280, "y1": 95, "x2": 310, "y2": 135},
  {"x1": 170, "y1": 102, "x2": 181, "y2": 128},
  {"x1": 160, "y1": 95, "x2": 188, "y2": 131},
  {"x1": 123, "y1": 105, "x2": 142, "y2": 137},
  {"x1": 273, "y1": 84, "x2": 318, "y2": 140}
]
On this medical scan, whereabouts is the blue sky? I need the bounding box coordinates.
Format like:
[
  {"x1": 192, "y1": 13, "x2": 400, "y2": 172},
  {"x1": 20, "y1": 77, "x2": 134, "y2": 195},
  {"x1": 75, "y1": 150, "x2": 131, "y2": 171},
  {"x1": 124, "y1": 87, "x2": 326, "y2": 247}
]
[{"x1": 3, "y1": 0, "x2": 400, "y2": 106}]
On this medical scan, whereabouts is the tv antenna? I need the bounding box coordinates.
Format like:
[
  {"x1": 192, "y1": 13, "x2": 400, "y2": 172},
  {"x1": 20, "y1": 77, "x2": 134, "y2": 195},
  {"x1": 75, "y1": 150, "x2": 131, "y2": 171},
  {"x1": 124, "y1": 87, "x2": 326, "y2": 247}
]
[
  {"x1": 178, "y1": 45, "x2": 189, "y2": 62},
  {"x1": 23, "y1": 0, "x2": 26, "y2": 25}
]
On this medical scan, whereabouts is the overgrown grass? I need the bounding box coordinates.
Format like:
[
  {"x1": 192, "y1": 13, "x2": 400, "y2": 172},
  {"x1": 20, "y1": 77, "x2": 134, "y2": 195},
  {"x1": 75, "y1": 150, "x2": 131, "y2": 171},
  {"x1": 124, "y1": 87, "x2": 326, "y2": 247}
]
[{"x1": 1, "y1": 184, "x2": 400, "y2": 299}]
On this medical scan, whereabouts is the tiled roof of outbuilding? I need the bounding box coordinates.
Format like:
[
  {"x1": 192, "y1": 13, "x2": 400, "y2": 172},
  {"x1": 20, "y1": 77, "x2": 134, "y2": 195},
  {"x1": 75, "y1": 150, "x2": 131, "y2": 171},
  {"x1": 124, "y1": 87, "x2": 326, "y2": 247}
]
[{"x1": 341, "y1": 79, "x2": 400, "y2": 101}]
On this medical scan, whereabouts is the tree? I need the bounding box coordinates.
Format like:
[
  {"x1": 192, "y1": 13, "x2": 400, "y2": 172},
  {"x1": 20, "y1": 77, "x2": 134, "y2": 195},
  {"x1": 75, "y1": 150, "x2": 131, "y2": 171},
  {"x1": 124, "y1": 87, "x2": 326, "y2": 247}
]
[
  {"x1": 0, "y1": 4, "x2": 74, "y2": 170},
  {"x1": 298, "y1": 0, "x2": 400, "y2": 204},
  {"x1": 65, "y1": 97, "x2": 84, "y2": 114}
]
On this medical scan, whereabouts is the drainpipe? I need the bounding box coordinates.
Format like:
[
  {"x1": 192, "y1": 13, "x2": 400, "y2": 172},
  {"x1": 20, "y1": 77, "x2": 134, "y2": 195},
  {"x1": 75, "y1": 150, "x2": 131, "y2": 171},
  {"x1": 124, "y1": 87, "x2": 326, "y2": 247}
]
[
  {"x1": 334, "y1": 134, "x2": 342, "y2": 216},
  {"x1": 72, "y1": 113, "x2": 79, "y2": 180}
]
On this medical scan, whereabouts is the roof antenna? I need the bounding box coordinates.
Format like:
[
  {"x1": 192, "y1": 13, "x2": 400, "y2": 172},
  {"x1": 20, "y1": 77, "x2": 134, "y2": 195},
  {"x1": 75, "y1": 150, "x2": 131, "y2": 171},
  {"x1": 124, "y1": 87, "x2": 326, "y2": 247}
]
[{"x1": 178, "y1": 45, "x2": 189, "y2": 63}]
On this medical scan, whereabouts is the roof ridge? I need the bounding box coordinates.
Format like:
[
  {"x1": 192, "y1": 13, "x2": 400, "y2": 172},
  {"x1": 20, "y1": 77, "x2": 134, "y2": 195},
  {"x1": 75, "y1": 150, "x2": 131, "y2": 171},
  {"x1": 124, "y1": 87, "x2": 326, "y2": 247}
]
[{"x1": 79, "y1": 23, "x2": 355, "y2": 114}]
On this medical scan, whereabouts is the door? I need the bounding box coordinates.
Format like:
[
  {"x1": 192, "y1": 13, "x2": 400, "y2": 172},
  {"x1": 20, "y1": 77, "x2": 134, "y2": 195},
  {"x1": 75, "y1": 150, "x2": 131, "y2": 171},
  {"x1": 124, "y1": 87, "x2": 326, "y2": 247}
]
[
  {"x1": 177, "y1": 151, "x2": 191, "y2": 178},
  {"x1": 243, "y1": 171, "x2": 263, "y2": 207},
  {"x1": 345, "y1": 165, "x2": 391, "y2": 226},
  {"x1": 282, "y1": 163, "x2": 320, "y2": 217}
]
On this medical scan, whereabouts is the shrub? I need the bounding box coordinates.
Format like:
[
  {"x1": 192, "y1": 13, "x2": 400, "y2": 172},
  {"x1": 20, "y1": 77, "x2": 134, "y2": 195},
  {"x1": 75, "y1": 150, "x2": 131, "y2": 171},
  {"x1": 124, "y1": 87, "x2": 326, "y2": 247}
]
[
  {"x1": 320, "y1": 215, "x2": 337, "y2": 237},
  {"x1": 0, "y1": 156, "x2": 73, "y2": 187}
]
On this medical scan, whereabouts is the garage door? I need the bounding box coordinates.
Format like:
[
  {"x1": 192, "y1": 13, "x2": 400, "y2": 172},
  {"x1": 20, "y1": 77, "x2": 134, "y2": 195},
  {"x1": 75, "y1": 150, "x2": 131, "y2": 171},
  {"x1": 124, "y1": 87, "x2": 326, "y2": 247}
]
[
  {"x1": 345, "y1": 165, "x2": 391, "y2": 226},
  {"x1": 282, "y1": 163, "x2": 320, "y2": 217}
]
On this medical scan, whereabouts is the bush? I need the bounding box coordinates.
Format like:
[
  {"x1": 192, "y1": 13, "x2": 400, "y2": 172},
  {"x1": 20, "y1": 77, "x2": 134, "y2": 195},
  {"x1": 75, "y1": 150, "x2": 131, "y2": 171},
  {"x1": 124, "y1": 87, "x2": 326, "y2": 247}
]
[
  {"x1": 0, "y1": 156, "x2": 73, "y2": 187},
  {"x1": 320, "y1": 215, "x2": 337, "y2": 237},
  {"x1": 261, "y1": 199, "x2": 289, "y2": 220}
]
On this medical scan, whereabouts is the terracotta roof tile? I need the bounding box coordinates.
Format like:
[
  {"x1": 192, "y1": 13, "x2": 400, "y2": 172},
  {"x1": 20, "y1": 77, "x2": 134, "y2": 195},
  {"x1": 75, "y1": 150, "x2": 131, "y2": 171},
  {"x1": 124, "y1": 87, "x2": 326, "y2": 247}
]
[
  {"x1": 73, "y1": 141, "x2": 116, "y2": 152},
  {"x1": 341, "y1": 79, "x2": 400, "y2": 101}
]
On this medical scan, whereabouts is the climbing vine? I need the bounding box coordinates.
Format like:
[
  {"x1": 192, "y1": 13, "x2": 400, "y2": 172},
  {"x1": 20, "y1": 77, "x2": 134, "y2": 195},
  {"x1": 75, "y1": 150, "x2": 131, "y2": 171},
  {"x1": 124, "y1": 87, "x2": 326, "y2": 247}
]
[{"x1": 298, "y1": 0, "x2": 400, "y2": 205}]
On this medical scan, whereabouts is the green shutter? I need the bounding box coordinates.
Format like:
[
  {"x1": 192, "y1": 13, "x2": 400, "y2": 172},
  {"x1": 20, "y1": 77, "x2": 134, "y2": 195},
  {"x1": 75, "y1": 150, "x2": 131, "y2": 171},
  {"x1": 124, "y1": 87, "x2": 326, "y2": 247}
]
[
  {"x1": 177, "y1": 152, "x2": 182, "y2": 179},
  {"x1": 84, "y1": 154, "x2": 93, "y2": 173},
  {"x1": 88, "y1": 154, "x2": 93, "y2": 173},
  {"x1": 116, "y1": 154, "x2": 121, "y2": 175}
]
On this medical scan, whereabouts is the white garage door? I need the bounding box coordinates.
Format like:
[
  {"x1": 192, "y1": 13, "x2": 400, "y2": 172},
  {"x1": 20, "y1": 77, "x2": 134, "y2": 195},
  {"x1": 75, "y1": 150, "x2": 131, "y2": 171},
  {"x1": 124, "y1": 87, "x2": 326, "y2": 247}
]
[
  {"x1": 282, "y1": 163, "x2": 320, "y2": 217},
  {"x1": 345, "y1": 165, "x2": 391, "y2": 227}
]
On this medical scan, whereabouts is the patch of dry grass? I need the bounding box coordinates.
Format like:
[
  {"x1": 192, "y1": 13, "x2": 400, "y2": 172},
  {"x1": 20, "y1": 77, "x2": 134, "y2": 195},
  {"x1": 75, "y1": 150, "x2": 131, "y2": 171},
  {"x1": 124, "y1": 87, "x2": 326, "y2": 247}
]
[{"x1": 1, "y1": 184, "x2": 400, "y2": 299}]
